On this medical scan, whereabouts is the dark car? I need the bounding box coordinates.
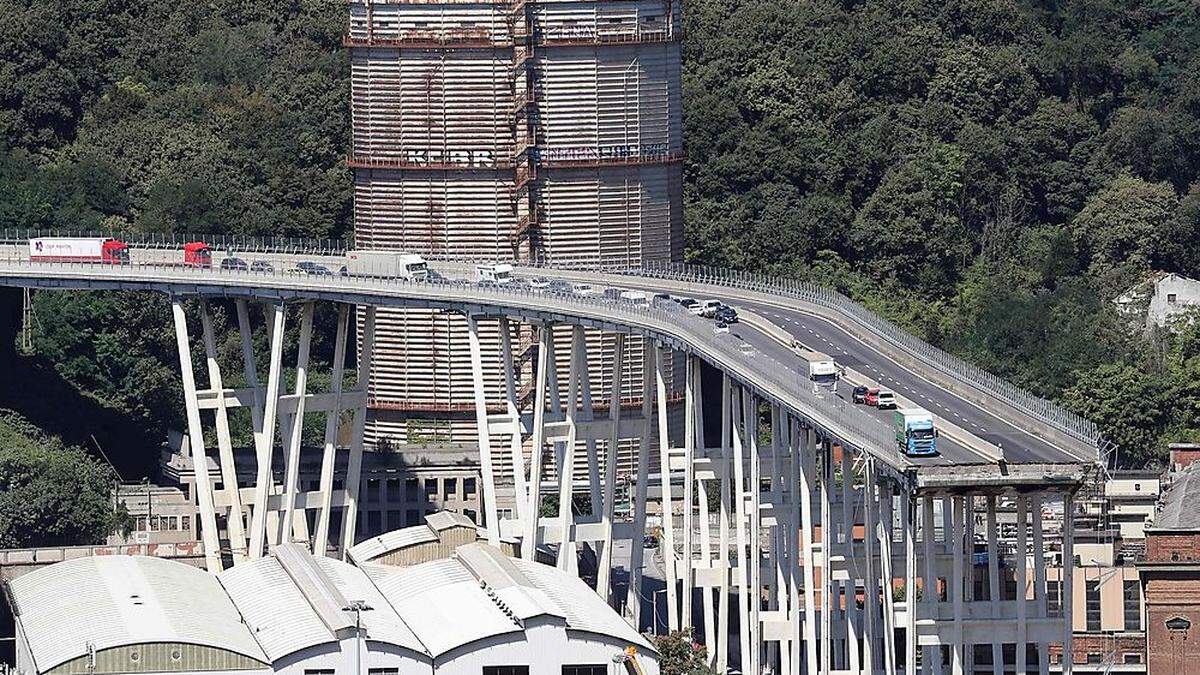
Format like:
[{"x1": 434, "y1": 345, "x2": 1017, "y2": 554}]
[
  {"x1": 250, "y1": 260, "x2": 274, "y2": 273},
  {"x1": 642, "y1": 534, "x2": 659, "y2": 548},
  {"x1": 297, "y1": 261, "x2": 332, "y2": 275},
  {"x1": 715, "y1": 306, "x2": 739, "y2": 323},
  {"x1": 220, "y1": 257, "x2": 248, "y2": 271},
  {"x1": 652, "y1": 292, "x2": 671, "y2": 304},
  {"x1": 603, "y1": 287, "x2": 623, "y2": 300},
  {"x1": 852, "y1": 385, "x2": 869, "y2": 404},
  {"x1": 548, "y1": 280, "x2": 572, "y2": 293}
]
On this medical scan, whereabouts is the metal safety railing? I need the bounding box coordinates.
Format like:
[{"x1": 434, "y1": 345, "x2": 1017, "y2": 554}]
[
  {"x1": 0, "y1": 229, "x2": 1102, "y2": 455},
  {"x1": 0, "y1": 251, "x2": 911, "y2": 470}
]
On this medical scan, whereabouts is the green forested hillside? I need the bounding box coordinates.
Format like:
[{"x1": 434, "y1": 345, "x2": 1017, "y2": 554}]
[
  {"x1": 682, "y1": 0, "x2": 1200, "y2": 466},
  {"x1": 1, "y1": 0, "x2": 1198, "y2": 469}
]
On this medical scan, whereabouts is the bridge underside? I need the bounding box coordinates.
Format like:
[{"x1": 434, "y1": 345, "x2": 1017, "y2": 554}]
[{"x1": 167, "y1": 295, "x2": 1086, "y2": 675}]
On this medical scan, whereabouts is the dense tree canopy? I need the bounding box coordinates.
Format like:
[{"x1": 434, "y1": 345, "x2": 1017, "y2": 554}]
[
  {"x1": 683, "y1": 0, "x2": 1200, "y2": 467},
  {"x1": 2, "y1": 0, "x2": 1200, "y2": 469},
  {"x1": 0, "y1": 409, "x2": 129, "y2": 547}
]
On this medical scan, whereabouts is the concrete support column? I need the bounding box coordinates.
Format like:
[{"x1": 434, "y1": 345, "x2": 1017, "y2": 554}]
[
  {"x1": 716, "y1": 374, "x2": 733, "y2": 673},
  {"x1": 339, "y1": 305, "x2": 375, "y2": 554},
  {"x1": 627, "y1": 337, "x2": 654, "y2": 628},
  {"x1": 279, "y1": 302, "x2": 314, "y2": 545},
  {"x1": 923, "y1": 497, "x2": 944, "y2": 675},
  {"x1": 1062, "y1": 493, "x2": 1075, "y2": 675},
  {"x1": 879, "y1": 480, "x2": 898, "y2": 675},
  {"x1": 682, "y1": 355, "x2": 697, "y2": 632},
  {"x1": 951, "y1": 496, "x2": 966, "y2": 675},
  {"x1": 313, "y1": 303, "x2": 350, "y2": 556},
  {"x1": 655, "y1": 344, "x2": 679, "y2": 631},
  {"x1": 819, "y1": 439, "x2": 833, "y2": 675},
  {"x1": 986, "y1": 496, "x2": 1002, "y2": 675},
  {"x1": 498, "y1": 317, "x2": 527, "y2": 524},
  {"x1": 198, "y1": 300, "x2": 247, "y2": 562},
  {"x1": 524, "y1": 324, "x2": 555, "y2": 560},
  {"x1": 556, "y1": 326, "x2": 586, "y2": 573},
  {"x1": 842, "y1": 447, "x2": 861, "y2": 674},
  {"x1": 170, "y1": 298, "x2": 223, "y2": 573},
  {"x1": 862, "y1": 460, "x2": 878, "y2": 673},
  {"x1": 903, "y1": 490, "x2": 917, "y2": 675},
  {"x1": 744, "y1": 389, "x2": 762, "y2": 675},
  {"x1": 798, "y1": 425, "x2": 818, "y2": 675},
  {"x1": 597, "y1": 333, "x2": 625, "y2": 605},
  {"x1": 467, "y1": 313, "x2": 501, "y2": 547},
  {"x1": 731, "y1": 385, "x2": 752, "y2": 669},
  {"x1": 250, "y1": 303, "x2": 286, "y2": 558},
  {"x1": 1015, "y1": 496, "x2": 1028, "y2": 674}
]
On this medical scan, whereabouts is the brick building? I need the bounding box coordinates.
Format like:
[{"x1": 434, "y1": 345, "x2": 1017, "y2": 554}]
[{"x1": 1138, "y1": 446, "x2": 1200, "y2": 674}]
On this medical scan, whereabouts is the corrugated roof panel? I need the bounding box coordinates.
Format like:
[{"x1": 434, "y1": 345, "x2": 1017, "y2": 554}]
[
  {"x1": 9, "y1": 556, "x2": 266, "y2": 672},
  {"x1": 515, "y1": 559, "x2": 652, "y2": 651},
  {"x1": 347, "y1": 525, "x2": 438, "y2": 563},
  {"x1": 364, "y1": 560, "x2": 521, "y2": 656},
  {"x1": 313, "y1": 556, "x2": 427, "y2": 654},
  {"x1": 218, "y1": 556, "x2": 333, "y2": 661}
]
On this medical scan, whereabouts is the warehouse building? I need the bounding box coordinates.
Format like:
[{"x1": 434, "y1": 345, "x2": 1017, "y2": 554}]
[{"x1": 6, "y1": 538, "x2": 656, "y2": 675}]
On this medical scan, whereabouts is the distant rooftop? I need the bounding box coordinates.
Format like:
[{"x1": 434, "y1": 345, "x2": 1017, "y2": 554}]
[{"x1": 1149, "y1": 464, "x2": 1200, "y2": 532}]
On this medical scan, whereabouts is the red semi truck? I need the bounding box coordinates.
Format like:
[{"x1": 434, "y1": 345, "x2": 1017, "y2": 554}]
[{"x1": 26, "y1": 238, "x2": 212, "y2": 268}]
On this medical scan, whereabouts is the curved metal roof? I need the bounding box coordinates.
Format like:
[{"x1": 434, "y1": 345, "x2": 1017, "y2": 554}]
[
  {"x1": 7, "y1": 556, "x2": 267, "y2": 672},
  {"x1": 218, "y1": 544, "x2": 425, "y2": 661}
]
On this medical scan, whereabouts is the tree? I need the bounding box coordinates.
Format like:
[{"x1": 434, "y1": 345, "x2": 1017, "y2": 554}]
[
  {"x1": 0, "y1": 410, "x2": 129, "y2": 547},
  {"x1": 1071, "y1": 172, "x2": 1179, "y2": 284},
  {"x1": 1061, "y1": 363, "x2": 1178, "y2": 469},
  {"x1": 650, "y1": 629, "x2": 714, "y2": 675}
]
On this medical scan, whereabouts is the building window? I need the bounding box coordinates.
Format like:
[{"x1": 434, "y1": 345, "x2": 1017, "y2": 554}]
[
  {"x1": 1047, "y1": 580, "x2": 1061, "y2": 613},
  {"x1": 425, "y1": 479, "x2": 438, "y2": 497},
  {"x1": 407, "y1": 509, "x2": 421, "y2": 526},
  {"x1": 465, "y1": 477, "x2": 477, "y2": 496},
  {"x1": 563, "y1": 666, "x2": 606, "y2": 675},
  {"x1": 305, "y1": 670, "x2": 335, "y2": 675},
  {"x1": 444, "y1": 477, "x2": 458, "y2": 500},
  {"x1": 386, "y1": 478, "x2": 400, "y2": 499},
  {"x1": 366, "y1": 479, "x2": 381, "y2": 503},
  {"x1": 406, "y1": 479, "x2": 419, "y2": 501},
  {"x1": 368, "y1": 510, "x2": 383, "y2": 536},
  {"x1": 1168, "y1": 293, "x2": 1178, "y2": 303},
  {"x1": 1085, "y1": 579, "x2": 1101, "y2": 632},
  {"x1": 1124, "y1": 579, "x2": 1141, "y2": 630},
  {"x1": 484, "y1": 667, "x2": 529, "y2": 675},
  {"x1": 387, "y1": 510, "x2": 402, "y2": 530},
  {"x1": 369, "y1": 669, "x2": 399, "y2": 675},
  {"x1": 1124, "y1": 653, "x2": 1143, "y2": 664},
  {"x1": 1086, "y1": 653, "x2": 1102, "y2": 664}
]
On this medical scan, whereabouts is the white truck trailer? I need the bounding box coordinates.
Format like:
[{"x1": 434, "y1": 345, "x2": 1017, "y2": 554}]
[{"x1": 345, "y1": 250, "x2": 429, "y2": 281}]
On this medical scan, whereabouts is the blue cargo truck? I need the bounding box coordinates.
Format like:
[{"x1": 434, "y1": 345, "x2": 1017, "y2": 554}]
[{"x1": 894, "y1": 408, "x2": 938, "y2": 456}]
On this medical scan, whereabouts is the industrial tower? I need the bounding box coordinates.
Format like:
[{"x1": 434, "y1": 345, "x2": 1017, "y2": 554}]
[{"x1": 346, "y1": 0, "x2": 684, "y2": 485}]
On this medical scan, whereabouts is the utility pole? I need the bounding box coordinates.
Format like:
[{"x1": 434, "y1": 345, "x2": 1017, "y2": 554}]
[{"x1": 343, "y1": 600, "x2": 373, "y2": 675}]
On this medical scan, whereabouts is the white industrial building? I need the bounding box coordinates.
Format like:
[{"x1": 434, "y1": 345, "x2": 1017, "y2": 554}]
[{"x1": 6, "y1": 535, "x2": 656, "y2": 675}]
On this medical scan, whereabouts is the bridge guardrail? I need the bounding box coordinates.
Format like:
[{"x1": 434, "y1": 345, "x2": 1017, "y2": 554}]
[
  {"x1": 0, "y1": 253, "x2": 913, "y2": 470},
  {"x1": 0, "y1": 228, "x2": 1100, "y2": 455},
  {"x1": 595, "y1": 260, "x2": 1102, "y2": 452}
]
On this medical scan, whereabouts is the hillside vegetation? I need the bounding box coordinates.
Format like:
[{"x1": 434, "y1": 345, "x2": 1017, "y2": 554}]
[{"x1": 0, "y1": 0, "x2": 1197, "y2": 469}]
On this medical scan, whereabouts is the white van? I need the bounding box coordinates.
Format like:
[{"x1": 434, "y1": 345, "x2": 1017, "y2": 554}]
[{"x1": 475, "y1": 263, "x2": 514, "y2": 285}]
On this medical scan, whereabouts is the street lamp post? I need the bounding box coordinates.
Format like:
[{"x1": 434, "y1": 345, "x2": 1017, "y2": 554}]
[{"x1": 343, "y1": 600, "x2": 373, "y2": 675}]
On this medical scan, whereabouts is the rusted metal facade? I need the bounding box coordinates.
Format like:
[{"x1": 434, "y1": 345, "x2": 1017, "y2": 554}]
[{"x1": 348, "y1": 0, "x2": 683, "y2": 482}]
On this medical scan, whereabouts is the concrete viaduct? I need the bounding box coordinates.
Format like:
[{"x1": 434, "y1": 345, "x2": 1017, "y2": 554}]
[{"x1": 0, "y1": 237, "x2": 1102, "y2": 675}]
